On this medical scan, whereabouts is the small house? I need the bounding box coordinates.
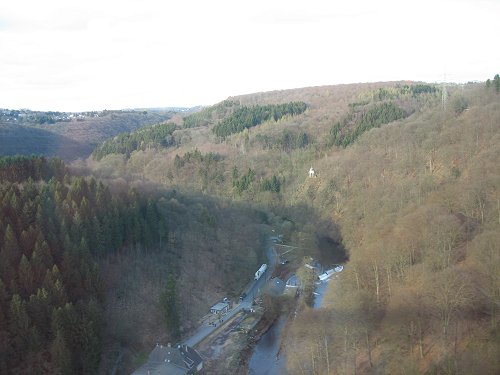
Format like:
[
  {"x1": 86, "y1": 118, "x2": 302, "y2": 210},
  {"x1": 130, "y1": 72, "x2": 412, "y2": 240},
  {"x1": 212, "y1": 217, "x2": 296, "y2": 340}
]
[
  {"x1": 210, "y1": 302, "x2": 229, "y2": 315},
  {"x1": 132, "y1": 343, "x2": 203, "y2": 375}
]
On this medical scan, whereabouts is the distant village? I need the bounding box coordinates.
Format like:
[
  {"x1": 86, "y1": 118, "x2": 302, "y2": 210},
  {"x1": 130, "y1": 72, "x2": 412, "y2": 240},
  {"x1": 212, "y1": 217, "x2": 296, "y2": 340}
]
[{"x1": 0, "y1": 108, "x2": 147, "y2": 125}]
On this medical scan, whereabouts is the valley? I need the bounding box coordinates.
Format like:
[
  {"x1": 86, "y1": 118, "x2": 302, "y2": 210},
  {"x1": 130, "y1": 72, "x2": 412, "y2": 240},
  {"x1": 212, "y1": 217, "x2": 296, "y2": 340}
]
[
  {"x1": 0, "y1": 109, "x2": 175, "y2": 161},
  {"x1": 0, "y1": 78, "x2": 499, "y2": 374}
]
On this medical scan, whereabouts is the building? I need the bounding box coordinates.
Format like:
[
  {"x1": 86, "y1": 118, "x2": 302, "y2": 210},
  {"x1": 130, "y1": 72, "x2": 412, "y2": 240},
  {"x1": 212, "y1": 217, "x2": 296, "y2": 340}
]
[
  {"x1": 132, "y1": 343, "x2": 203, "y2": 375},
  {"x1": 309, "y1": 166, "x2": 316, "y2": 177},
  {"x1": 209, "y1": 302, "x2": 229, "y2": 315}
]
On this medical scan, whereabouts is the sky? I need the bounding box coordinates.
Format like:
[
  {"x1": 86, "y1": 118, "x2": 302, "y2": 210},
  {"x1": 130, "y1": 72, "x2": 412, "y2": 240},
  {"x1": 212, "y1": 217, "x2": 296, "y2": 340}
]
[{"x1": 0, "y1": 0, "x2": 499, "y2": 112}]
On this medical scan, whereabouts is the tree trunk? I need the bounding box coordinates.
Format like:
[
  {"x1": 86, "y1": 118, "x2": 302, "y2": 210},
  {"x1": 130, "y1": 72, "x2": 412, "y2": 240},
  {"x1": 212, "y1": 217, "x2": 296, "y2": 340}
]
[
  {"x1": 386, "y1": 267, "x2": 392, "y2": 299},
  {"x1": 496, "y1": 195, "x2": 500, "y2": 226},
  {"x1": 365, "y1": 328, "x2": 373, "y2": 368},
  {"x1": 453, "y1": 320, "x2": 459, "y2": 372},
  {"x1": 344, "y1": 327, "x2": 349, "y2": 371},
  {"x1": 353, "y1": 343, "x2": 357, "y2": 375},
  {"x1": 311, "y1": 345, "x2": 316, "y2": 375},
  {"x1": 443, "y1": 310, "x2": 450, "y2": 338},
  {"x1": 408, "y1": 321, "x2": 414, "y2": 356},
  {"x1": 418, "y1": 318, "x2": 424, "y2": 359},
  {"x1": 373, "y1": 262, "x2": 380, "y2": 304},
  {"x1": 354, "y1": 268, "x2": 360, "y2": 291},
  {"x1": 324, "y1": 335, "x2": 331, "y2": 375}
]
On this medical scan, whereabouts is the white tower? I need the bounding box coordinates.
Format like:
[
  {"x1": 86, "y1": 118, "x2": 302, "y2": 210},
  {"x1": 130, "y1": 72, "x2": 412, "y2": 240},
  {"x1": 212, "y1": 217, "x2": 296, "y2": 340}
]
[{"x1": 309, "y1": 167, "x2": 315, "y2": 178}]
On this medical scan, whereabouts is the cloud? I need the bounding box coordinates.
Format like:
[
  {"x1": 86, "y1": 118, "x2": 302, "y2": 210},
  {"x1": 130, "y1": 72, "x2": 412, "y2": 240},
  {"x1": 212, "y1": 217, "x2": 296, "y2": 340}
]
[{"x1": 0, "y1": 0, "x2": 499, "y2": 111}]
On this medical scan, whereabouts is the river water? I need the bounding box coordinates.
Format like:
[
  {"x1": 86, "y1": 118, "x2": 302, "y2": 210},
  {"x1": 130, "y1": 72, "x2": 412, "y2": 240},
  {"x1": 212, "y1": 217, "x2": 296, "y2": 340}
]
[
  {"x1": 248, "y1": 317, "x2": 289, "y2": 375},
  {"x1": 248, "y1": 279, "x2": 330, "y2": 375}
]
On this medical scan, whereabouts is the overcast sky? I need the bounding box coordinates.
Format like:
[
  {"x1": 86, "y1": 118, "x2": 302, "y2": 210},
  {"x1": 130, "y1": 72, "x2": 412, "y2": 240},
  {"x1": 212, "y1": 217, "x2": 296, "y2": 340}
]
[{"x1": 0, "y1": 0, "x2": 498, "y2": 111}]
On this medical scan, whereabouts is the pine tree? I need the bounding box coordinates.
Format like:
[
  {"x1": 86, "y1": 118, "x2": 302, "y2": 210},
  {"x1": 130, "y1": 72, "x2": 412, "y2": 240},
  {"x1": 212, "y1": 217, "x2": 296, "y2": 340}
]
[
  {"x1": 160, "y1": 275, "x2": 180, "y2": 339},
  {"x1": 145, "y1": 199, "x2": 159, "y2": 248},
  {"x1": 9, "y1": 294, "x2": 31, "y2": 353},
  {"x1": 35, "y1": 239, "x2": 53, "y2": 269},
  {"x1": 18, "y1": 255, "x2": 34, "y2": 297},
  {"x1": 0, "y1": 326, "x2": 10, "y2": 374},
  {"x1": 90, "y1": 217, "x2": 105, "y2": 257},
  {"x1": 0, "y1": 279, "x2": 8, "y2": 326},
  {"x1": 50, "y1": 330, "x2": 72, "y2": 375},
  {"x1": 28, "y1": 288, "x2": 51, "y2": 339},
  {"x1": 78, "y1": 300, "x2": 102, "y2": 374},
  {"x1": 19, "y1": 227, "x2": 37, "y2": 256},
  {"x1": 0, "y1": 224, "x2": 19, "y2": 281}
]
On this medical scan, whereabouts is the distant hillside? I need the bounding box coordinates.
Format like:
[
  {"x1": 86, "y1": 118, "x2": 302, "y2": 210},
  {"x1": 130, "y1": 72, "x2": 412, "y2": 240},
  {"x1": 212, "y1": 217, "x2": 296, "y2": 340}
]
[
  {"x1": 90, "y1": 101, "x2": 308, "y2": 160},
  {"x1": 0, "y1": 109, "x2": 175, "y2": 160},
  {"x1": 0, "y1": 123, "x2": 91, "y2": 160},
  {"x1": 43, "y1": 110, "x2": 174, "y2": 146},
  {"x1": 92, "y1": 121, "x2": 178, "y2": 160}
]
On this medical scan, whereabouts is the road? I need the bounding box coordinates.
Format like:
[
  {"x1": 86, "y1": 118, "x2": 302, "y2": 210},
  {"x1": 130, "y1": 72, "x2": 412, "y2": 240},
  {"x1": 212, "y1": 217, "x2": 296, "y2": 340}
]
[{"x1": 182, "y1": 239, "x2": 278, "y2": 348}]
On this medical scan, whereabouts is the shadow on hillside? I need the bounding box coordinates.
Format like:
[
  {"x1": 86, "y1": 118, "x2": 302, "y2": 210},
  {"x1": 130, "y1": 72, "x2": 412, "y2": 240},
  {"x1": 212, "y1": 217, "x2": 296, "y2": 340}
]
[
  {"x1": 0, "y1": 123, "x2": 92, "y2": 161},
  {"x1": 271, "y1": 202, "x2": 349, "y2": 266},
  {"x1": 316, "y1": 235, "x2": 349, "y2": 265}
]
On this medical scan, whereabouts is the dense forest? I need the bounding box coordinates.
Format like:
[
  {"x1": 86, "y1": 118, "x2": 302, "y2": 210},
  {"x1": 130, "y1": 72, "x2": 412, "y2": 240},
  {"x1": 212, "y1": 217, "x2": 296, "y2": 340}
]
[
  {"x1": 182, "y1": 100, "x2": 239, "y2": 129},
  {"x1": 92, "y1": 122, "x2": 178, "y2": 160},
  {"x1": 327, "y1": 102, "x2": 408, "y2": 147},
  {"x1": 0, "y1": 154, "x2": 265, "y2": 373},
  {"x1": 212, "y1": 101, "x2": 307, "y2": 138},
  {"x1": 0, "y1": 156, "x2": 171, "y2": 374}
]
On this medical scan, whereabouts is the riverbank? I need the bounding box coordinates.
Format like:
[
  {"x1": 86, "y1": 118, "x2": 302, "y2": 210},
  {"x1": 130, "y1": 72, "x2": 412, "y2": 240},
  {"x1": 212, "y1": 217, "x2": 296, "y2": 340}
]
[
  {"x1": 196, "y1": 265, "x2": 336, "y2": 374},
  {"x1": 246, "y1": 275, "x2": 335, "y2": 374},
  {"x1": 237, "y1": 312, "x2": 284, "y2": 374},
  {"x1": 196, "y1": 308, "x2": 275, "y2": 374}
]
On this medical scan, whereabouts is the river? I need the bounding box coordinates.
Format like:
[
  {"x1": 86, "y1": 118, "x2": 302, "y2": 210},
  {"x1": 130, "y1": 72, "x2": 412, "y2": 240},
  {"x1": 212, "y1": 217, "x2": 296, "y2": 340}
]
[
  {"x1": 248, "y1": 317, "x2": 289, "y2": 375},
  {"x1": 248, "y1": 278, "x2": 331, "y2": 374}
]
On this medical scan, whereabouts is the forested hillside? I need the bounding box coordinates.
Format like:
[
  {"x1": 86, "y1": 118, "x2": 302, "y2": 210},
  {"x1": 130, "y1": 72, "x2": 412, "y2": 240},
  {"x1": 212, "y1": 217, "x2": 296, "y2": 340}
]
[
  {"x1": 283, "y1": 82, "x2": 500, "y2": 374},
  {"x1": 0, "y1": 123, "x2": 91, "y2": 161},
  {"x1": 0, "y1": 156, "x2": 170, "y2": 373},
  {"x1": 0, "y1": 110, "x2": 174, "y2": 161},
  {"x1": 92, "y1": 122, "x2": 178, "y2": 160},
  {"x1": 212, "y1": 101, "x2": 307, "y2": 138},
  {"x1": 182, "y1": 100, "x2": 239, "y2": 129},
  {"x1": 0, "y1": 156, "x2": 265, "y2": 374},
  {"x1": 90, "y1": 101, "x2": 307, "y2": 162},
  {"x1": 85, "y1": 79, "x2": 500, "y2": 374}
]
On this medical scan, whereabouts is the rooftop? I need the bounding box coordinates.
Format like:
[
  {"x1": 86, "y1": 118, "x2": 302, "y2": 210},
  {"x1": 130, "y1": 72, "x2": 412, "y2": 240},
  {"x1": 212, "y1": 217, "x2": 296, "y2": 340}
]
[
  {"x1": 132, "y1": 344, "x2": 202, "y2": 375},
  {"x1": 210, "y1": 302, "x2": 229, "y2": 311}
]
